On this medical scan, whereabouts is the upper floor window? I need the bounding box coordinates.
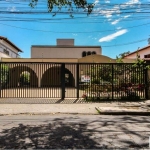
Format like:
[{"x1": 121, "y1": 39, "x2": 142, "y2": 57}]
[
  {"x1": 92, "y1": 51, "x2": 96, "y2": 55},
  {"x1": 82, "y1": 51, "x2": 86, "y2": 57},
  {"x1": 144, "y1": 54, "x2": 150, "y2": 58},
  {"x1": 82, "y1": 51, "x2": 97, "y2": 57},
  {"x1": 87, "y1": 51, "x2": 91, "y2": 55},
  {"x1": 3, "y1": 49, "x2": 9, "y2": 55}
]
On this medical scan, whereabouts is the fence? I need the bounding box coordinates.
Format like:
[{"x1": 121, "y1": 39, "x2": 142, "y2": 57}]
[{"x1": 0, "y1": 62, "x2": 148, "y2": 100}]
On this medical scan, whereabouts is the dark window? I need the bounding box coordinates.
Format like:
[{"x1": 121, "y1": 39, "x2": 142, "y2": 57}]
[
  {"x1": 144, "y1": 54, "x2": 150, "y2": 58},
  {"x1": 92, "y1": 51, "x2": 96, "y2": 55},
  {"x1": 87, "y1": 51, "x2": 91, "y2": 55},
  {"x1": 82, "y1": 51, "x2": 86, "y2": 57},
  {"x1": 3, "y1": 49, "x2": 9, "y2": 55}
]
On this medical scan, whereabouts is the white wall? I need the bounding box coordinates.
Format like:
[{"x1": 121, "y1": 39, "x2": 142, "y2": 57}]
[
  {"x1": 0, "y1": 51, "x2": 11, "y2": 60},
  {"x1": 0, "y1": 40, "x2": 19, "y2": 58}
]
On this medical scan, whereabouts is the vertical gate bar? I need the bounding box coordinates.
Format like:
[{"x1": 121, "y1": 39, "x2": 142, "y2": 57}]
[
  {"x1": 55, "y1": 63, "x2": 56, "y2": 98},
  {"x1": 50, "y1": 63, "x2": 51, "y2": 98},
  {"x1": 145, "y1": 65, "x2": 148, "y2": 99},
  {"x1": 5, "y1": 63, "x2": 7, "y2": 98},
  {"x1": 54, "y1": 63, "x2": 56, "y2": 98},
  {"x1": 0, "y1": 62, "x2": 1, "y2": 98},
  {"x1": 74, "y1": 64, "x2": 75, "y2": 98},
  {"x1": 16, "y1": 63, "x2": 18, "y2": 98},
  {"x1": 72, "y1": 64, "x2": 74, "y2": 98},
  {"x1": 139, "y1": 65, "x2": 141, "y2": 98},
  {"x1": 59, "y1": 64, "x2": 61, "y2": 99},
  {"x1": 61, "y1": 63, "x2": 65, "y2": 100},
  {"x1": 4, "y1": 63, "x2": 5, "y2": 98},
  {"x1": 43, "y1": 62, "x2": 45, "y2": 98},
  {"x1": 53, "y1": 63, "x2": 55, "y2": 98},
  {"x1": 73, "y1": 64, "x2": 74, "y2": 98},
  {"x1": 76, "y1": 63, "x2": 79, "y2": 99},
  {"x1": 24, "y1": 63, "x2": 26, "y2": 98},
  {"x1": 98, "y1": 64, "x2": 100, "y2": 100},
  {"x1": 140, "y1": 66, "x2": 141, "y2": 97},
  {"x1": 112, "y1": 64, "x2": 114, "y2": 100},
  {"x1": 46, "y1": 62, "x2": 47, "y2": 98},
  {"x1": 22, "y1": 63, "x2": 24, "y2": 98},
  {"x1": 27, "y1": 63, "x2": 29, "y2": 98},
  {"x1": 137, "y1": 64, "x2": 139, "y2": 98},
  {"x1": 12, "y1": 63, "x2": 14, "y2": 98},
  {"x1": 38, "y1": 63, "x2": 39, "y2": 98},
  {"x1": 29, "y1": 63, "x2": 31, "y2": 98},
  {"x1": 40, "y1": 63, "x2": 41, "y2": 98},
  {"x1": 47, "y1": 63, "x2": 49, "y2": 98},
  {"x1": 139, "y1": 65, "x2": 142, "y2": 98}
]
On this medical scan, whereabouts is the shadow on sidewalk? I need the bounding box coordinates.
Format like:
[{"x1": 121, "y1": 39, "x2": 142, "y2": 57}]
[{"x1": 0, "y1": 116, "x2": 149, "y2": 149}]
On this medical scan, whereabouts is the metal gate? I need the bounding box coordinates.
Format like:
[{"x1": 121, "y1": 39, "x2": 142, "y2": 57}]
[{"x1": 0, "y1": 62, "x2": 148, "y2": 100}]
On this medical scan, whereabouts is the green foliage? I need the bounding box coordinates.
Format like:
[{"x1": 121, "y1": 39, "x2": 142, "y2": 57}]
[
  {"x1": 116, "y1": 51, "x2": 130, "y2": 63},
  {"x1": 20, "y1": 73, "x2": 30, "y2": 86},
  {"x1": 0, "y1": 64, "x2": 9, "y2": 87},
  {"x1": 88, "y1": 65, "x2": 113, "y2": 83},
  {"x1": 133, "y1": 53, "x2": 146, "y2": 68},
  {"x1": 29, "y1": 0, "x2": 95, "y2": 16},
  {"x1": 116, "y1": 56, "x2": 123, "y2": 63}
]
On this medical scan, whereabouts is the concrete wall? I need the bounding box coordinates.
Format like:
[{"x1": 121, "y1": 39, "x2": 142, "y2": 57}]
[
  {"x1": 1, "y1": 58, "x2": 78, "y2": 63},
  {"x1": 31, "y1": 47, "x2": 101, "y2": 59},
  {"x1": 57, "y1": 39, "x2": 74, "y2": 46}
]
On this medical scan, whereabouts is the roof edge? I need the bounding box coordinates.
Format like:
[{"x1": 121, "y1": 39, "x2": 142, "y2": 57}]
[
  {"x1": 0, "y1": 36, "x2": 23, "y2": 52},
  {"x1": 124, "y1": 45, "x2": 150, "y2": 58}
]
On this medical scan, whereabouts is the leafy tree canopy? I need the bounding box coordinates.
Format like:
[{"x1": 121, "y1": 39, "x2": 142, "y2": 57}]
[
  {"x1": 117, "y1": 51, "x2": 130, "y2": 59},
  {"x1": 29, "y1": 0, "x2": 95, "y2": 16}
]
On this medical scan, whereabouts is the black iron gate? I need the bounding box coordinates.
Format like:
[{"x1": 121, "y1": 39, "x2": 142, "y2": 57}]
[{"x1": 0, "y1": 62, "x2": 148, "y2": 100}]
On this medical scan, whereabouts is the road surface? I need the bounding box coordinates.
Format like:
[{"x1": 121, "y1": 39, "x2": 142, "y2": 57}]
[{"x1": 0, "y1": 115, "x2": 150, "y2": 149}]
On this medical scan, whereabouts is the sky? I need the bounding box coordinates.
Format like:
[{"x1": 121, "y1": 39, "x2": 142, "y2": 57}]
[{"x1": 0, "y1": 0, "x2": 150, "y2": 58}]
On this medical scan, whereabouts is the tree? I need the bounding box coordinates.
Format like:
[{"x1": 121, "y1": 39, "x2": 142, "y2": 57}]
[
  {"x1": 0, "y1": 64, "x2": 10, "y2": 88},
  {"x1": 116, "y1": 51, "x2": 130, "y2": 63},
  {"x1": 20, "y1": 72, "x2": 30, "y2": 86},
  {"x1": 29, "y1": 0, "x2": 95, "y2": 17}
]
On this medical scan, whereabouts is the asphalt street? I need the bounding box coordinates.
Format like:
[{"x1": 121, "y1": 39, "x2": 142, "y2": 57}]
[{"x1": 0, "y1": 114, "x2": 150, "y2": 149}]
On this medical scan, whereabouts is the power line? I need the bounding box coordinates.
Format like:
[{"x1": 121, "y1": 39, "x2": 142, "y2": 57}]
[
  {"x1": 0, "y1": 21, "x2": 149, "y2": 33},
  {"x1": 102, "y1": 38, "x2": 147, "y2": 47}
]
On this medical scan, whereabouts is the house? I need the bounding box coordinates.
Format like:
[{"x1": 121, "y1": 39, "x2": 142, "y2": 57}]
[
  {"x1": 31, "y1": 39, "x2": 101, "y2": 58},
  {"x1": 0, "y1": 36, "x2": 23, "y2": 60},
  {"x1": 123, "y1": 45, "x2": 150, "y2": 62}
]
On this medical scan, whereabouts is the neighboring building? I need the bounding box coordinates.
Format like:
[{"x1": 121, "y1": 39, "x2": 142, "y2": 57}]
[
  {"x1": 0, "y1": 36, "x2": 22, "y2": 60},
  {"x1": 31, "y1": 39, "x2": 101, "y2": 58},
  {"x1": 123, "y1": 45, "x2": 150, "y2": 60}
]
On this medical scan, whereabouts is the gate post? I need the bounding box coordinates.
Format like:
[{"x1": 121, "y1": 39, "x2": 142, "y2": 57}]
[
  {"x1": 76, "y1": 63, "x2": 79, "y2": 99},
  {"x1": 61, "y1": 63, "x2": 65, "y2": 100}
]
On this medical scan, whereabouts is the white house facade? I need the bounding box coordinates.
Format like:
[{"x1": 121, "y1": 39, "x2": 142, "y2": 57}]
[{"x1": 0, "y1": 36, "x2": 22, "y2": 60}]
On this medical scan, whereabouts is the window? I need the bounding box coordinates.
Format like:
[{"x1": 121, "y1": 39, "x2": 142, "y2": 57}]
[
  {"x1": 92, "y1": 51, "x2": 96, "y2": 55},
  {"x1": 3, "y1": 49, "x2": 9, "y2": 55},
  {"x1": 144, "y1": 54, "x2": 150, "y2": 58},
  {"x1": 82, "y1": 51, "x2": 86, "y2": 57},
  {"x1": 87, "y1": 51, "x2": 91, "y2": 55}
]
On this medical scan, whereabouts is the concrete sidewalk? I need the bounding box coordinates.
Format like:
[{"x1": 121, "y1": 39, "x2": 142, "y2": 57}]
[{"x1": 0, "y1": 99, "x2": 150, "y2": 115}]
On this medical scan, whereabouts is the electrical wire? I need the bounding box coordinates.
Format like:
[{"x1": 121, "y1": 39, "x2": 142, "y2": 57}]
[{"x1": 0, "y1": 21, "x2": 150, "y2": 33}]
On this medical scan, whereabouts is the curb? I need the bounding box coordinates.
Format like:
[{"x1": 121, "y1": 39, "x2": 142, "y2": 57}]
[{"x1": 95, "y1": 107, "x2": 150, "y2": 115}]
